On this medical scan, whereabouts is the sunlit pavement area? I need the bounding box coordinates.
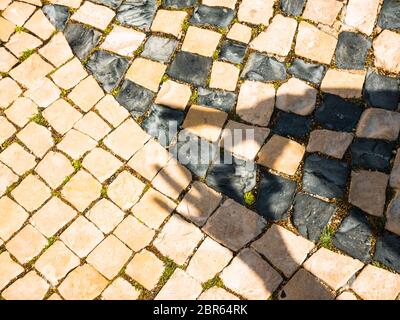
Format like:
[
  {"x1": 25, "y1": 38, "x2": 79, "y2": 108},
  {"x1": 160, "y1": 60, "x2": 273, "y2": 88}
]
[{"x1": 0, "y1": 0, "x2": 400, "y2": 300}]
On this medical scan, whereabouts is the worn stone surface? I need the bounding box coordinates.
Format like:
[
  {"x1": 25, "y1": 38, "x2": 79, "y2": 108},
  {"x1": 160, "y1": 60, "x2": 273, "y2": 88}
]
[
  {"x1": 117, "y1": 0, "x2": 157, "y2": 31},
  {"x1": 350, "y1": 138, "x2": 393, "y2": 172},
  {"x1": 364, "y1": 71, "x2": 399, "y2": 111},
  {"x1": 167, "y1": 51, "x2": 212, "y2": 86},
  {"x1": 293, "y1": 193, "x2": 337, "y2": 241},
  {"x1": 220, "y1": 40, "x2": 247, "y2": 64},
  {"x1": 197, "y1": 87, "x2": 237, "y2": 113},
  {"x1": 307, "y1": 130, "x2": 353, "y2": 159},
  {"x1": 315, "y1": 94, "x2": 362, "y2": 132},
  {"x1": 373, "y1": 30, "x2": 400, "y2": 74},
  {"x1": 335, "y1": 32, "x2": 371, "y2": 70},
  {"x1": 256, "y1": 173, "x2": 297, "y2": 221},
  {"x1": 206, "y1": 153, "x2": 257, "y2": 204},
  {"x1": 203, "y1": 199, "x2": 265, "y2": 251},
  {"x1": 349, "y1": 170, "x2": 388, "y2": 217},
  {"x1": 221, "y1": 248, "x2": 282, "y2": 300},
  {"x1": 273, "y1": 111, "x2": 312, "y2": 140},
  {"x1": 288, "y1": 59, "x2": 326, "y2": 85},
  {"x1": 378, "y1": 0, "x2": 400, "y2": 31},
  {"x1": 42, "y1": 4, "x2": 69, "y2": 30},
  {"x1": 142, "y1": 36, "x2": 178, "y2": 62},
  {"x1": 374, "y1": 232, "x2": 400, "y2": 273},
  {"x1": 116, "y1": 80, "x2": 155, "y2": 117},
  {"x1": 279, "y1": 269, "x2": 334, "y2": 300},
  {"x1": 345, "y1": 0, "x2": 380, "y2": 35},
  {"x1": 64, "y1": 23, "x2": 101, "y2": 61},
  {"x1": 252, "y1": 224, "x2": 314, "y2": 277},
  {"x1": 386, "y1": 193, "x2": 400, "y2": 237},
  {"x1": 356, "y1": 108, "x2": 400, "y2": 141},
  {"x1": 276, "y1": 78, "x2": 317, "y2": 116},
  {"x1": 190, "y1": 5, "x2": 234, "y2": 28},
  {"x1": 241, "y1": 52, "x2": 286, "y2": 82},
  {"x1": 280, "y1": 0, "x2": 305, "y2": 16}
]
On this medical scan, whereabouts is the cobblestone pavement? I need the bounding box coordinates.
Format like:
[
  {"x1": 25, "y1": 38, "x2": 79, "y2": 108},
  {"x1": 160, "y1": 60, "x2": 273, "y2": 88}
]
[{"x1": 0, "y1": 0, "x2": 400, "y2": 300}]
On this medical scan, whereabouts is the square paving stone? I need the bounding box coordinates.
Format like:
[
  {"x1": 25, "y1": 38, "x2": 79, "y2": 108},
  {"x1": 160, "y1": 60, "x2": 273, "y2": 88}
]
[
  {"x1": 335, "y1": 31, "x2": 371, "y2": 70},
  {"x1": 306, "y1": 130, "x2": 354, "y2": 159},
  {"x1": 87, "y1": 50, "x2": 130, "y2": 93},
  {"x1": 203, "y1": 199, "x2": 266, "y2": 252},
  {"x1": 64, "y1": 23, "x2": 101, "y2": 61},
  {"x1": 116, "y1": 80, "x2": 155, "y2": 117},
  {"x1": 374, "y1": 231, "x2": 400, "y2": 273},
  {"x1": 292, "y1": 193, "x2": 337, "y2": 242},
  {"x1": 197, "y1": 87, "x2": 237, "y2": 112},
  {"x1": 350, "y1": 138, "x2": 393, "y2": 172},
  {"x1": 170, "y1": 129, "x2": 218, "y2": 178},
  {"x1": 151, "y1": 9, "x2": 187, "y2": 38},
  {"x1": 141, "y1": 104, "x2": 184, "y2": 147},
  {"x1": 272, "y1": 111, "x2": 312, "y2": 140},
  {"x1": 190, "y1": 5, "x2": 234, "y2": 28},
  {"x1": 332, "y1": 208, "x2": 373, "y2": 263},
  {"x1": 227, "y1": 23, "x2": 252, "y2": 44},
  {"x1": 126, "y1": 57, "x2": 167, "y2": 92},
  {"x1": 181, "y1": 26, "x2": 221, "y2": 57},
  {"x1": 288, "y1": 58, "x2": 326, "y2": 85},
  {"x1": 219, "y1": 40, "x2": 247, "y2": 64},
  {"x1": 257, "y1": 135, "x2": 305, "y2": 176},
  {"x1": 255, "y1": 171, "x2": 297, "y2": 221},
  {"x1": 349, "y1": 170, "x2": 388, "y2": 217},
  {"x1": 163, "y1": 0, "x2": 199, "y2": 8},
  {"x1": 206, "y1": 152, "x2": 257, "y2": 204},
  {"x1": 167, "y1": 51, "x2": 212, "y2": 86},
  {"x1": 182, "y1": 104, "x2": 227, "y2": 142},
  {"x1": 42, "y1": 4, "x2": 70, "y2": 30},
  {"x1": 117, "y1": 0, "x2": 157, "y2": 31},
  {"x1": 141, "y1": 36, "x2": 178, "y2": 62},
  {"x1": 302, "y1": 154, "x2": 350, "y2": 199},
  {"x1": 241, "y1": 52, "x2": 287, "y2": 82},
  {"x1": 363, "y1": 71, "x2": 399, "y2": 111},
  {"x1": 378, "y1": 0, "x2": 400, "y2": 31},
  {"x1": 209, "y1": 61, "x2": 240, "y2": 91},
  {"x1": 315, "y1": 94, "x2": 363, "y2": 132},
  {"x1": 280, "y1": 0, "x2": 306, "y2": 16}
]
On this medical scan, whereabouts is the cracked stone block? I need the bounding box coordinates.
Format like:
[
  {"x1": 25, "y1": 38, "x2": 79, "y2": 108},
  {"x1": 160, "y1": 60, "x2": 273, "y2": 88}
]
[
  {"x1": 378, "y1": 0, "x2": 400, "y2": 31},
  {"x1": 64, "y1": 23, "x2": 101, "y2": 61},
  {"x1": 219, "y1": 40, "x2": 247, "y2": 64},
  {"x1": 206, "y1": 152, "x2": 257, "y2": 204},
  {"x1": 280, "y1": 0, "x2": 306, "y2": 16},
  {"x1": 364, "y1": 71, "x2": 399, "y2": 111},
  {"x1": 86, "y1": 50, "x2": 129, "y2": 93},
  {"x1": 241, "y1": 52, "x2": 287, "y2": 82},
  {"x1": 163, "y1": 0, "x2": 198, "y2": 8},
  {"x1": 141, "y1": 36, "x2": 178, "y2": 63},
  {"x1": 350, "y1": 138, "x2": 393, "y2": 172},
  {"x1": 293, "y1": 193, "x2": 337, "y2": 241},
  {"x1": 190, "y1": 5, "x2": 234, "y2": 28},
  {"x1": 117, "y1": 0, "x2": 157, "y2": 31},
  {"x1": 332, "y1": 208, "x2": 373, "y2": 263},
  {"x1": 272, "y1": 111, "x2": 312, "y2": 140},
  {"x1": 374, "y1": 231, "x2": 400, "y2": 273},
  {"x1": 141, "y1": 104, "x2": 184, "y2": 147},
  {"x1": 197, "y1": 87, "x2": 237, "y2": 113},
  {"x1": 302, "y1": 154, "x2": 350, "y2": 199},
  {"x1": 171, "y1": 130, "x2": 218, "y2": 178},
  {"x1": 335, "y1": 32, "x2": 371, "y2": 70},
  {"x1": 288, "y1": 58, "x2": 326, "y2": 85},
  {"x1": 42, "y1": 4, "x2": 69, "y2": 30},
  {"x1": 116, "y1": 80, "x2": 155, "y2": 117},
  {"x1": 315, "y1": 94, "x2": 363, "y2": 132},
  {"x1": 167, "y1": 51, "x2": 212, "y2": 86},
  {"x1": 255, "y1": 171, "x2": 297, "y2": 221}
]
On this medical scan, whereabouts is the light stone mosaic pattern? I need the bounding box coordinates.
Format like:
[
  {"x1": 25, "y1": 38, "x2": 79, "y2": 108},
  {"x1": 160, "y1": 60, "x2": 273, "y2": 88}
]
[{"x1": 0, "y1": 0, "x2": 400, "y2": 301}]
